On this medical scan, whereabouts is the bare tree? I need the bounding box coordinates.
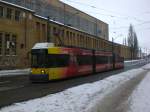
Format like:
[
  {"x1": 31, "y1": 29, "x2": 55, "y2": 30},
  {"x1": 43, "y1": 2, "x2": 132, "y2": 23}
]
[
  {"x1": 127, "y1": 24, "x2": 139, "y2": 59},
  {"x1": 133, "y1": 32, "x2": 139, "y2": 58}
]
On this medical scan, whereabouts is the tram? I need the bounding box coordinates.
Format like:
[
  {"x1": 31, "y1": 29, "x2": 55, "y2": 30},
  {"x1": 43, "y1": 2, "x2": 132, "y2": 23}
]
[{"x1": 30, "y1": 43, "x2": 124, "y2": 81}]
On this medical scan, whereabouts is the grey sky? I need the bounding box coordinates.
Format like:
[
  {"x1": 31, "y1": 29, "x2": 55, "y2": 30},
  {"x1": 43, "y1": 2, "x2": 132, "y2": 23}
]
[{"x1": 60, "y1": 0, "x2": 150, "y2": 52}]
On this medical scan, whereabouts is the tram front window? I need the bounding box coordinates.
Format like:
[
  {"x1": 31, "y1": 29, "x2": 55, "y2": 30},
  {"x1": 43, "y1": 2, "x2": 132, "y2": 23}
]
[
  {"x1": 32, "y1": 54, "x2": 46, "y2": 67},
  {"x1": 32, "y1": 53, "x2": 70, "y2": 68}
]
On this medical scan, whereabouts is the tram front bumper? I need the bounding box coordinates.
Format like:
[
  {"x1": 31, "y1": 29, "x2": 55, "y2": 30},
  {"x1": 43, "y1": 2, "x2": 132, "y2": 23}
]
[{"x1": 30, "y1": 74, "x2": 49, "y2": 82}]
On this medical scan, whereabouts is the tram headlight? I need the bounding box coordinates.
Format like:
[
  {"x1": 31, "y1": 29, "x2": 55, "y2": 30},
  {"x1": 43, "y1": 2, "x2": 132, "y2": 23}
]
[{"x1": 41, "y1": 70, "x2": 45, "y2": 74}]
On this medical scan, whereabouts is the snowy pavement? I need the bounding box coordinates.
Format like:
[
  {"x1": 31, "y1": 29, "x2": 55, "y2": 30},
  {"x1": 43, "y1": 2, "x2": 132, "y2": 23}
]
[
  {"x1": 126, "y1": 64, "x2": 150, "y2": 112},
  {"x1": 0, "y1": 64, "x2": 150, "y2": 112},
  {"x1": 0, "y1": 69, "x2": 30, "y2": 77},
  {"x1": 124, "y1": 58, "x2": 149, "y2": 67}
]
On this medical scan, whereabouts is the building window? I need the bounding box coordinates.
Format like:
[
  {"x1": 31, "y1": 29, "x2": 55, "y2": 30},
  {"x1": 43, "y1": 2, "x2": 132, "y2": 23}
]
[
  {"x1": 66, "y1": 31, "x2": 69, "y2": 37},
  {"x1": 42, "y1": 24, "x2": 46, "y2": 32},
  {"x1": 5, "y1": 34, "x2": 10, "y2": 55},
  {"x1": 6, "y1": 8, "x2": 12, "y2": 19},
  {"x1": 77, "y1": 34, "x2": 79, "y2": 46},
  {"x1": 53, "y1": 27, "x2": 56, "y2": 34},
  {"x1": 73, "y1": 33, "x2": 75, "y2": 45},
  {"x1": 11, "y1": 35, "x2": 17, "y2": 55},
  {"x1": 73, "y1": 33, "x2": 75, "y2": 38},
  {"x1": 42, "y1": 24, "x2": 46, "y2": 40},
  {"x1": 36, "y1": 22, "x2": 40, "y2": 31},
  {"x1": 66, "y1": 31, "x2": 69, "y2": 44},
  {"x1": 69, "y1": 32, "x2": 72, "y2": 44},
  {"x1": 53, "y1": 27, "x2": 58, "y2": 36},
  {"x1": 61, "y1": 29, "x2": 64, "y2": 42},
  {"x1": 15, "y1": 10, "x2": 21, "y2": 21},
  {"x1": 0, "y1": 6, "x2": 4, "y2": 18},
  {"x1": 61, "y1": 30, "x2": 64, "y2": 37},
  {"x1": 0, "y1": 33, "x2": 2, "y2": 55}
]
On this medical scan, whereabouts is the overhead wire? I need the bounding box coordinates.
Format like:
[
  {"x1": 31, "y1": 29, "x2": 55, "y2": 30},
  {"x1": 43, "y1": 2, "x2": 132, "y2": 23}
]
[
  {"x1": 62, "y1": 0, "x2": 147, "y2": 22},
  {"x1": 61, "y1": 0, "x2": 150, "y2": 32}
]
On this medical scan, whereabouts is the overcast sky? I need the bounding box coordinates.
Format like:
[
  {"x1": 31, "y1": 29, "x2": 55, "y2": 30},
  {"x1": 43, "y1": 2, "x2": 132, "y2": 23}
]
[{"x1": 60, "y1": 0, "x2": 150, "y2": 52}]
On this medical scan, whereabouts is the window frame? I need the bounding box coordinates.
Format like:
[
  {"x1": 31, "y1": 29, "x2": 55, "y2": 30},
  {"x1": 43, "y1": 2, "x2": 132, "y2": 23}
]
[
  {"x1": 6, "y1": 8, "x2": 12, "y2": 20},
  {"x1": 5, "y1": 33, "x2": 10, "y2": 56},
  {"x1": 15, "y1": 10, "x2": 21, "y2": 21},
  {"x1": 0, "y1": 6, "x2": 4, "y2": 18},
  {"x1": 11, "y1": 34, "x2": 17, "y2": 56}
]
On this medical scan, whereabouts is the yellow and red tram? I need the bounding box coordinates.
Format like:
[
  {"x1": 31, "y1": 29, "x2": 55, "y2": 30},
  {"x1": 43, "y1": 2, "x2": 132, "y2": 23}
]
[{"x1": 30, "y1": 43, "x2": 124, "y2": 82}]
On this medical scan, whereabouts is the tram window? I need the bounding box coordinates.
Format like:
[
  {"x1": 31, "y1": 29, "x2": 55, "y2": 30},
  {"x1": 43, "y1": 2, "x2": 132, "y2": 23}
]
[
  {"x1": 46, "y1": 54, "x2": 69, "y2": 67},
  {"x1": 77, "y1": 55, "x2": 92, "y2": 65},
  {"x1": 32, "y1": 54, "x2": 38, "y2": 67},
  {"x1": 32, "y1": 53, "x2": 46, "y2": 67},
  {"x1": 96, "y1": 56, "x2": 108, "y2": 64},
  {"x1": 108, "y1": 56, "x2": 113, "y2": 64}
]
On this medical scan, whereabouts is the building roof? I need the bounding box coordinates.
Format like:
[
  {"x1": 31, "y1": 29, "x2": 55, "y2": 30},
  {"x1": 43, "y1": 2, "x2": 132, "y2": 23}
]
[
  {"x1": 0, "y1": 0, "x2": 34, "y2": 12},
  {"x1": 34, "y1": 14, "x2": 105, "y2": 40}
]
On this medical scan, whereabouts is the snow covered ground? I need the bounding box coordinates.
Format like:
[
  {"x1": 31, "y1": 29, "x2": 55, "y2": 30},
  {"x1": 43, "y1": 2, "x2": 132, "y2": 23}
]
[
  {"x1": 126, "y1": 64, "x2": 150, "y2": 112},
  {"x1": 0, "y1": 69, "x2": 30, "y2": 77},
  {"x1": 124, "y1": 58, "x2": 149, "y2": 67},
  {"x1": 1, "y1": 64, "x2": 150, "y2": 112}
]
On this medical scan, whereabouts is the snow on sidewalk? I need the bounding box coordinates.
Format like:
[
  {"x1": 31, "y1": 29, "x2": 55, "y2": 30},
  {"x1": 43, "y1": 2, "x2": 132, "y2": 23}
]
[
  {"x1": 1, "y1": 64, "x2": 149, "y2": 112},
  {"x1": 127, "y1": 64, "x2": 150, "y2": 112},
  {"x1": 0, "y1": 69, "x2": 30, "y2": 77}
]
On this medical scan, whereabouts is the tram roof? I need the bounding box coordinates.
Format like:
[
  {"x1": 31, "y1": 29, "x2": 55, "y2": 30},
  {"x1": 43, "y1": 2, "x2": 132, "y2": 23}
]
[{"x1": 32, "y1": 43, "x2": 55, "y2": 49}]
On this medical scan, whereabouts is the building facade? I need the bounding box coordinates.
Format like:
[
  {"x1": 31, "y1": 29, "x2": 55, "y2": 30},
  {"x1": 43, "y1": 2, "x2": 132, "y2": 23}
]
[
  {"x1": 2, "y1": 0, "x2": 109, "y2": 40},
  {"x1": 0, "y1": 1, "x2": 131, "y2": 69}
]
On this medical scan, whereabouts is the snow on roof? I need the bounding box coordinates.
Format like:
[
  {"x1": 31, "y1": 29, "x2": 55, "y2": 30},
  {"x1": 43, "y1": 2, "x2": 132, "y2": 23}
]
[
  {"x1": 35, "y1": 14, "x2": 65, "y2": 26},
  {"x1": 0, "y1": 0, "x2": 34, "y2": 12},
  {"x1": 32, "y1": 43, "x2": 54, "y2": 49}
]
